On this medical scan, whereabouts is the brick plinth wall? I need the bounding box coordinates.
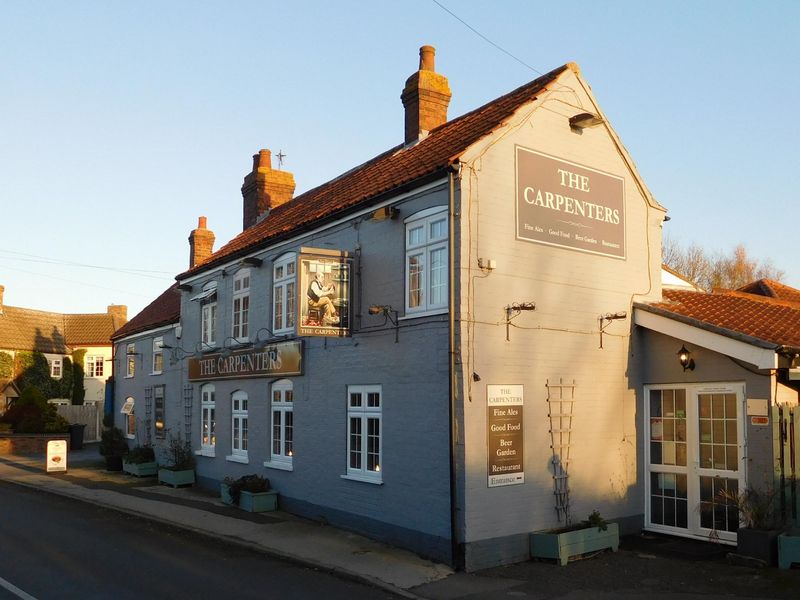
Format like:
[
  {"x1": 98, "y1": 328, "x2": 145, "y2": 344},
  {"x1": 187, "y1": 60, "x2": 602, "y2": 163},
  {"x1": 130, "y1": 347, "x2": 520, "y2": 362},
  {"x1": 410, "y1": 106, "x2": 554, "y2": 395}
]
[{"x1": 0, "y1": 434, "x2": 70, "y2": 456}]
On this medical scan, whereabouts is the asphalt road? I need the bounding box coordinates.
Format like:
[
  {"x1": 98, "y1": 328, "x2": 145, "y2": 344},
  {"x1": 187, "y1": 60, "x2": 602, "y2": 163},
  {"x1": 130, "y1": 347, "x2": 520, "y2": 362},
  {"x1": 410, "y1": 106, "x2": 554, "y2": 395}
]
[{"x1": 0, "y1": 481, "x2": 400, "y2": 600}]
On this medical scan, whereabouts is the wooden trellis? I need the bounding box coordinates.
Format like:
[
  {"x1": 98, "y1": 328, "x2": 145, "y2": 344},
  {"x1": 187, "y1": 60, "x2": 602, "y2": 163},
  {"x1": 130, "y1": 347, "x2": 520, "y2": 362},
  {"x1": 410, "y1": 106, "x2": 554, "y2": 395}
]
[{"x1": 546, "y1": 378, "x2": 576, "y2": 524}]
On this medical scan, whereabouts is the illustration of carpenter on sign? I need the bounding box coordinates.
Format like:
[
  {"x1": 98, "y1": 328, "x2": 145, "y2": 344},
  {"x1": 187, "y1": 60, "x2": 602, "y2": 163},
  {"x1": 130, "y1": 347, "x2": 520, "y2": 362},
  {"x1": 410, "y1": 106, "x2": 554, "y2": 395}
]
[{"x1": 299, "y1": 255, "x2": 350, "y2": 336}]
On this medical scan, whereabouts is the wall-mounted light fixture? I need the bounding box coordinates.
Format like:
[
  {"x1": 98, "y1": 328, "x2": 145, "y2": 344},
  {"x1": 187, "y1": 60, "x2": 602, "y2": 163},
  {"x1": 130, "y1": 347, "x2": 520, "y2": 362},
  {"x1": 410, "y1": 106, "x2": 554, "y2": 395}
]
[
  {"x1": 504, "y1": 302, "x2": 536, "y2": 341},
  {"x1": 678, "y1": 345, "x2": 695, "y2": 371},
  {"x1": 241, "y1": 257, "x2": 263, "y2": 268},
  {"x1": 253, "y1": 327, "x2": 287, "y2": 349},
  {"x1": 368, "y1": 305, "x2": 399, "y2": 343},
  {"x1": 569, "y1": 112, "x2": 604, "y2": 130},
  {"x1": 370, "y1": 206, "x2": 398, "y2": 221}
]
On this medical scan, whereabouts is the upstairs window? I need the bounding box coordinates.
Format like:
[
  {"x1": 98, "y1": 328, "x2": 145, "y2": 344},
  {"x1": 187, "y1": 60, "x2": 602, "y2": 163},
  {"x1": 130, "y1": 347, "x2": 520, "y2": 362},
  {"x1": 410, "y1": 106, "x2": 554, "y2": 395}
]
[
  {"x1": 272, "y1": 254, "x2": 296, "y2": 334},
  {"x1": 126, "y1": 343, "x2": 136, "y2": 378},
  {"x1": 50, "y1": 358, "x2": 62, "y2": 378},
  {"x1": 200, "y1": 284, "x2": 218, "y2": 348},
  {"x1": 86, "y1": 355, "x2": 104, "y2": 378},
  {"x1": 232, "y1": 269, "x2": 250, "y2": 341},
  {"x1": 152, "y1": 337, "x2": 164, "y2": 374},
  {"x1": 405, "y1": 207, "x2": 448, "y2": 315}
]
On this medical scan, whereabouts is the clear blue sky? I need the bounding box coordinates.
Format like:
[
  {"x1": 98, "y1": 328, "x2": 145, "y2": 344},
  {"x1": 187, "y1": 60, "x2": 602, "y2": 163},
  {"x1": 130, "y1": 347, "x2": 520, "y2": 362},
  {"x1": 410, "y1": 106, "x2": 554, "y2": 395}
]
[{"x1": 2, "y1": 1, "x2": 798, "y2": 318}]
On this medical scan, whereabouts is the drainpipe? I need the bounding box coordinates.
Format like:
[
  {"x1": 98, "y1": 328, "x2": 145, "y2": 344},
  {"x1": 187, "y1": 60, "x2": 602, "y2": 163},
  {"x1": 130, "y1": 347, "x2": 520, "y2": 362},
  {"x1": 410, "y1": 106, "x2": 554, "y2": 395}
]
[{"x1": 448, "y1": 160, "x2": 463, "y2": 569}]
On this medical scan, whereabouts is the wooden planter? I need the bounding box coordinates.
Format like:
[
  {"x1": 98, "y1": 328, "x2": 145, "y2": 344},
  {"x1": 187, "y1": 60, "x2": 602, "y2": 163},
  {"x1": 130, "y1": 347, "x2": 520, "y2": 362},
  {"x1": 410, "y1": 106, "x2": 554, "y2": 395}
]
[
  {"x1": 736, "y1": 527, "x2": 781, "y2": 567},
  {"x1": 778, "y1": 531, "x2": 800, "y2": 570},
  {"x1": 220, "y1": 482, "x2": 278, "y2": 513},
  {"x1": 239, "y1": 490, "x2": 278, "y2": 512},
  {"x1": 123, "y1": 460, "x2": 158, "y2": 477},
  {"x1": 158, "y1": 468, "x2": 195, "y2": 488},
  {"x1": 530, "y1": 523, "x2": 619, "y2": 566}
]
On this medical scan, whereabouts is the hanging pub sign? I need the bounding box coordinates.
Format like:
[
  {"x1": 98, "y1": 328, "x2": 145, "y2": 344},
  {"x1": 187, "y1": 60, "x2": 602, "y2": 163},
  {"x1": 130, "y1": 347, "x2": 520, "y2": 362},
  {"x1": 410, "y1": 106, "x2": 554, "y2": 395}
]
[
  {"x1": 515, "y1": 146, "x2": 625, "y2": 259},
  {"x1": 487, "y1": 384, "x2": 524, "y2": 488},
  {"x1": 298, "y1": 247, "x2": 352, "y2": 337},
  {"x1": 188, "y1": 340, "x2": 303, "y2": 381}
]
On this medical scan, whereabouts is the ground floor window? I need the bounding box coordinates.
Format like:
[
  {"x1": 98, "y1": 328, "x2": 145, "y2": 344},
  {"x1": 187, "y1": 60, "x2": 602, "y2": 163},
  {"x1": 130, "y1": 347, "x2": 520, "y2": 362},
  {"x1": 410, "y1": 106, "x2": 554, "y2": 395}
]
[
  {"x1": 153, "y1": 385, "x2": 165, "y2": 438},
  {"x1": 231, "y1": 390, "x2": 248, "y2": 460},
  {"x1": 200, "y1": 384, "x2": 215, "y2": 456},
  {"x1": 121, "y1": 397, "x2": 135, "y2": 438},
  {"x1": 346, "y1": 385, "x2": 382, "y2": 483},
  {"x1": 270, "y1": 379, "x2": 293, "y2": 469}
]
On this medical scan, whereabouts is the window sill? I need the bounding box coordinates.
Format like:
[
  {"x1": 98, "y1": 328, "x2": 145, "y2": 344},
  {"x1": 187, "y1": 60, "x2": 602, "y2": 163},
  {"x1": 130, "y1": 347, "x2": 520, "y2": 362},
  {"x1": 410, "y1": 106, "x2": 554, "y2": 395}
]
[
  {"x1": 125, "y1": 434, "x2": 135, "y2": 440},
  {"x1": 341, "y1": 473, "x2": 383, "y2": 485},
  {"x1": 195, "y1": 449, "x2": 216, "y2": 458},
  {"x1": 150, "y1": 372, "x2": 163, "y2": 376},
  {"x1": 398, "y1": 308, "x2": 448, "y2": 321},
  {"x1": 264, "y1": 460, "x2": 293, "y2": 472},
  {"x1": 225, "y1": 454, "x2": 249, "y2": 464}
]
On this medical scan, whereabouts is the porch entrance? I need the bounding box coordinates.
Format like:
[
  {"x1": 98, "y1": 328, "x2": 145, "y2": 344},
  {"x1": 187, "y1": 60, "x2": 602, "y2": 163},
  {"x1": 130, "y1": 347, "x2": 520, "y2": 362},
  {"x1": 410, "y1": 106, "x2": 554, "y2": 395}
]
[{"x1": 644, "y1": 383, "x2": 745, "y2": 543}]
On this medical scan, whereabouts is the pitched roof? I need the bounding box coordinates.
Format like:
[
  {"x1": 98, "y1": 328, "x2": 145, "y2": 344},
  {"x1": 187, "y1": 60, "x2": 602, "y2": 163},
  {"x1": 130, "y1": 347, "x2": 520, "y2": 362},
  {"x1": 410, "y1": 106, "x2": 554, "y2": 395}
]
[
  {"x1": 178, "y1": 63, "x2": 574, "y2": 279},
  {"x1": 0, "y1": 306, "x2": 125, "y2": 353},
  {"x1": 638, "y1": 286, "x2": 800, "y2": 350},
  {"x1": 112, "y1": 284, "x2": 181, "y2": 341},
  {"x1": 736, "y1": 279, "x2": 800, "y2": 304}
]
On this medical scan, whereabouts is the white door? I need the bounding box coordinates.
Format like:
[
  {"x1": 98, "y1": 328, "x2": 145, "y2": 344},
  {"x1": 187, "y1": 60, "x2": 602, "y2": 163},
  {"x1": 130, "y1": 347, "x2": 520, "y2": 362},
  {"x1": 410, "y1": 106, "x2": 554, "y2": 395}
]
[{"x1": 645, "y1": 383, "x2": 745, "y2": 543}]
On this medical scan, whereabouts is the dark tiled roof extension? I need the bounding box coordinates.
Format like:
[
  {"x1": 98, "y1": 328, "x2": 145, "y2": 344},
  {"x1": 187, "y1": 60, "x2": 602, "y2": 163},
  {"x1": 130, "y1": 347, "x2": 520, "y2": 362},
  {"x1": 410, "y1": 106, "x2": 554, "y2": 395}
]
[
  {"x1": 112, "y1": 284, "x2": 181, "y2": 341},
  {"x1": 178, "y1": 64, "x2": 574, "y2": 279}
]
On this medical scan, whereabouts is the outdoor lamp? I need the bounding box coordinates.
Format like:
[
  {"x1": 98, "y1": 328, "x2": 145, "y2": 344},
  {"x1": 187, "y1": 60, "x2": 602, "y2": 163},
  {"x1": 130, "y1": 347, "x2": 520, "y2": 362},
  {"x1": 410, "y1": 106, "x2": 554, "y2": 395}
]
[{"x1": 678, "y1": 345, "x2": 695, "y2": 371}]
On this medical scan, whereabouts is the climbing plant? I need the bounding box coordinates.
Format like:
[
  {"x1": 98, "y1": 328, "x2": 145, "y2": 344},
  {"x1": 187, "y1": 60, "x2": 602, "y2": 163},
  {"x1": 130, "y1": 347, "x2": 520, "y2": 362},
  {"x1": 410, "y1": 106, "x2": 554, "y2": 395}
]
[{"x1": 71, "y1": 349, "x2": 86, "y2": 405}]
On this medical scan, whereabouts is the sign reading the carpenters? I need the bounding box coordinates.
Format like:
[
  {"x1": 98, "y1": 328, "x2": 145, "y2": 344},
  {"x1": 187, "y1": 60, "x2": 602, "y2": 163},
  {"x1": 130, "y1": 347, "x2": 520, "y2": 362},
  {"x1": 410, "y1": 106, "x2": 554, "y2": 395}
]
[
  {"x1": 516, "y1": 146, "x2": 625, "y2": 258},
  {"x1": 487, "y1": 384, "x2": 524, "y2": 487},
  {"x1": 188, "y1": 340, "x2": 303, "y2": 381}
]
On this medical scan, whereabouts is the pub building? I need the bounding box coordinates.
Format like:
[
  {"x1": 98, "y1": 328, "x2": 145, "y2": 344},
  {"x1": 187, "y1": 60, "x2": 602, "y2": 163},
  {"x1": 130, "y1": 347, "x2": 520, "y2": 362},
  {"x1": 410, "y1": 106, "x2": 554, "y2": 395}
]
[{"x1": 111, "y1": 46, "x2": 800, "y2": 570}]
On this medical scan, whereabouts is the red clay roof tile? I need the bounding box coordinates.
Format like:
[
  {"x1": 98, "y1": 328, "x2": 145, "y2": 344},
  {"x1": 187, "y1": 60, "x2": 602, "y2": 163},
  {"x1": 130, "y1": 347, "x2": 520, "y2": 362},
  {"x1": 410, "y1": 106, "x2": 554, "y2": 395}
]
[
  {"x1": 112, "y1": 284, "x2": 181, "y2": 341},
  {"x1": 177, "y1": 64, "x2": 571, "y2": 280}
]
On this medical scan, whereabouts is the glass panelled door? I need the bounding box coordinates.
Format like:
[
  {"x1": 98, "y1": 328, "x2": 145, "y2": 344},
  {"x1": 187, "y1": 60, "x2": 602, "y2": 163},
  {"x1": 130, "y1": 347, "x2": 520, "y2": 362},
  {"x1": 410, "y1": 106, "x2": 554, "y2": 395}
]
[{"x1": 646, "y1": 384, "x2": 744, "y2": 543}]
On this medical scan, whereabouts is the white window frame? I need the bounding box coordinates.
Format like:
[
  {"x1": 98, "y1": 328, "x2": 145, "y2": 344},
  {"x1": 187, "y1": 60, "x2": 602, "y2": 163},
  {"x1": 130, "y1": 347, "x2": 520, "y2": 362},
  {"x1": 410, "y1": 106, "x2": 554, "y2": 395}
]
[
  {"x1": 199, "y1": 384, "x2": 216, "y2": 457},
  {"x1": 272, "y1": 254, "x2": 296, "y2": 334},
  {"x1": 343, "y1": 384, "x2": 382, "y2": 484},
  {"x1": 228, "y1": 390, "x2": 248, "y2": 463},
  {"x1": 50, "y1": 358, "x2": 62, "y2": 378},
  {"x1": 405, "y1": 207, "x2": 448, "y2": 316},
  {"x1": 126, "y1": 343, "x2": 136, "y2": 378},
  {"x1": 86, "y1": 355, "x2": 104, "y2": 378},
  {"x1": 153, "y1": 385, "x2": 166, "y2": 438},
  {"x1": 200, "y1": 283, "x2": 218, "y2": 348},
  {"x1": 121, "y1": 396, "x2": 135, "y2": 438},
  {"x1": 152, "y1": 337, "x2": 164, "y2": 374},
  {"x1": 232, "y1": 269, "x2": 251, "y2": 342},
  {"x1": 266, "y1": 379, "x2": 294, "y2": 471}
]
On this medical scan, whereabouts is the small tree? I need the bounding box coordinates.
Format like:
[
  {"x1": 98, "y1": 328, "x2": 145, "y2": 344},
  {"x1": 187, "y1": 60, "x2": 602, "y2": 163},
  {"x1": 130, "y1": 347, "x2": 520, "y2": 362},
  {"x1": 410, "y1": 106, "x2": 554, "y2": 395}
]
[{"x1": 71, "y1": 349, "x2": 86, "y2": 405}]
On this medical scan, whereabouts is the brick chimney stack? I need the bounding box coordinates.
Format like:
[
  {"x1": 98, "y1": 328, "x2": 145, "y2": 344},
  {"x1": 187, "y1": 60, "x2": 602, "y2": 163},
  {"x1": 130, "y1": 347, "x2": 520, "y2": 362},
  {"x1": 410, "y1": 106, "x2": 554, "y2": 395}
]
[
  {"x1": 189, "y1": 216, "x2": 216, "y2": 268},
  {"x1": 107, "y1": 305, "x2": 128, "y2": 328},
  {"x1": 241, "y1": 149, "x2": 296, "y2": 230},
  {"x1": 401, "y1": 45, "x2": 452, "y2": 144}
]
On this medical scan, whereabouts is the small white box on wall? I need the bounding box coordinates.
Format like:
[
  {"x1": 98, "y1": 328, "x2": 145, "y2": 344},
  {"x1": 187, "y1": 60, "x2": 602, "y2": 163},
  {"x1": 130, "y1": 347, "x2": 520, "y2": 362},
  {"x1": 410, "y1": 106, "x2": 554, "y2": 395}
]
[{"x1": 746, "y1": 398, "x2": 769, "y2": 416}]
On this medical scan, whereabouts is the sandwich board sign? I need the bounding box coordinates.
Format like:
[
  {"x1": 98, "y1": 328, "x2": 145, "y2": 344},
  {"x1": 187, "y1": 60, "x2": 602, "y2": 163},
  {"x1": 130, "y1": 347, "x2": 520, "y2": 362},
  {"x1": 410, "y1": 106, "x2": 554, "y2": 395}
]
[{"x1": 46, "y1": 440, "x2": 67, "y2": 473}]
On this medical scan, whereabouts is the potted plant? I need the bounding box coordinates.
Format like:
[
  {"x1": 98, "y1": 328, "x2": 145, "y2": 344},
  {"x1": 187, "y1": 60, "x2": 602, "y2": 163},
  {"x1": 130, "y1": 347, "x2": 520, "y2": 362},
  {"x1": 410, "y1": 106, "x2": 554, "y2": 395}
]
[
  {"x1": 718, "y1": 484, "x2": 785, "y2": 566},
  {"x1": 122, "y1": 444, "x2": 157, "y2": 477},
  {"x1": 530, "y1": 510, "x2": 619, "y2": 565},
  {"x1": 157, "y1": 433, "x2": 196, "y2": 487},
  {"x1": 98, "y1": 426, "x2": 129, "y2": 471},
  {"x1": 220, "y1": 474, "x2": 278, "y2": 513}
]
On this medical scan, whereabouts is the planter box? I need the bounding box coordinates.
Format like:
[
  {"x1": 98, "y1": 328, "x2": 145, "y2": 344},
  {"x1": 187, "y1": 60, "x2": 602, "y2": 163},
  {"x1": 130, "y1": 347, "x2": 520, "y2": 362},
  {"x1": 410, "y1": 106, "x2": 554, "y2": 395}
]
[
  {"x1": 240, "y1": 490, "x2": 278, "y2": 513},
  {"x1": 530, "y1": 523, "x2": 619, "y2": 566},
  {"x1": 104, "y1": 455, "x2": 124, "y2": 472},
  {"x1": 737, "y1": 527, "x2": 781, "y2": 567},
  {"x1": 220, "y1": 482, "x2": 278, "y2": 513},
  {"x1": 778, "y1": 531, "x2": 800, "y2": 570},
  {"x1": 158, "y1": 468, "x2": 195, "y2": 488},
  {"x1": 123, "y1": 461, "x2": 158, "y2": 477}
]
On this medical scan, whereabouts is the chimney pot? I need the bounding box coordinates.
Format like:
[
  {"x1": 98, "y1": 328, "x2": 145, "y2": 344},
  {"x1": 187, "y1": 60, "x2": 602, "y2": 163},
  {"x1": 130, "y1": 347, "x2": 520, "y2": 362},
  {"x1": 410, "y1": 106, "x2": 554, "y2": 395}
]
[
  {"x1": 198, "y1": 216, "x2": 207, "y2": 229},
  {"x1": 419, "y1": 45, "x2": 436, "y2": 71}
]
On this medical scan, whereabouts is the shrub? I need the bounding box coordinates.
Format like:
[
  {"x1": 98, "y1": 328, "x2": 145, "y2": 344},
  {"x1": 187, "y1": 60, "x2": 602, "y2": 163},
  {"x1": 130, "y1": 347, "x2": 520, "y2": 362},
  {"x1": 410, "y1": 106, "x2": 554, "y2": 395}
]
[
  {"x1": 125, "y1": 445, "x2": 155, "y2": 464},
  {"x1": 99, "y1": 427, "x2": 129, "y2": 457},
  {"x1": 223, "y1": 474, "x2": 270, "y2": 505},
  {"x1": 0, "y1": 385, "x2": 68, "y2": 433},
  {"x1": 162, "y1": 433, "x2": 195, "y2": 471}
]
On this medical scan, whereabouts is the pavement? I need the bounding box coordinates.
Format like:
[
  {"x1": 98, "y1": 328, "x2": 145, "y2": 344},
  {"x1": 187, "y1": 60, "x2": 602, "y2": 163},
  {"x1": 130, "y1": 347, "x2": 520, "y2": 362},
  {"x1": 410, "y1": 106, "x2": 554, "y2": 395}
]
[{"x1": 1, "y1": 444, "x2": 799, "y2": 600}]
